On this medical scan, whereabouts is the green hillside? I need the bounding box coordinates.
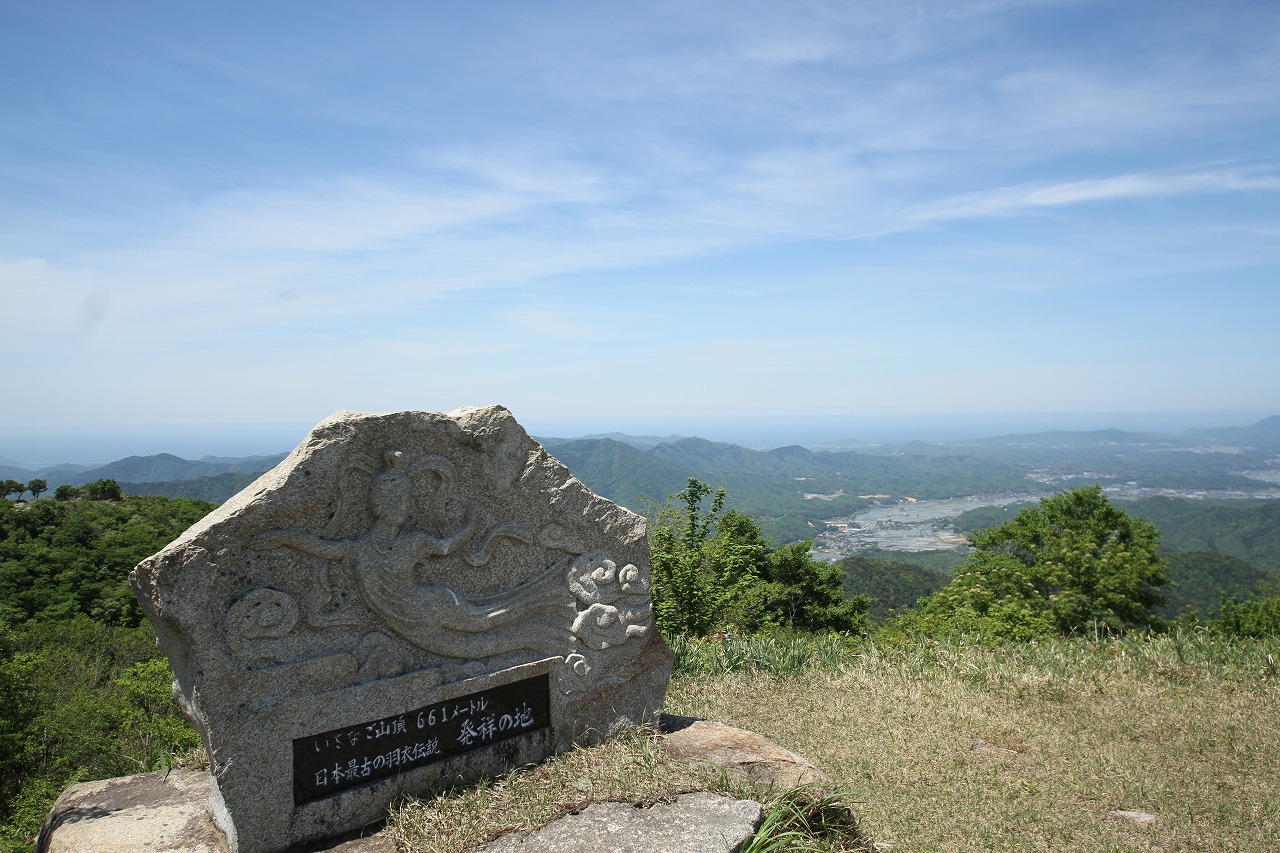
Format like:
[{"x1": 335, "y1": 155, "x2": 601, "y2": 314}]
[
  {"x1": 1120, "y1": 497, "x2": 1280, "y2": 574},
  {"x1": 838, "y1": 553, "x2": 949, "y2": 620},
  {"x1": 0, "y1": 494, "x2": 217, "y2": 625},
  {"x1": 540, "y1": 438, "x2": 688, "y2": 514},
  {"x1": 1160, "y1": 551, "x2": 1274, "y2": 618},
  {"x1": 120, "y1": 472, "x2": 264, "y2": 503}
]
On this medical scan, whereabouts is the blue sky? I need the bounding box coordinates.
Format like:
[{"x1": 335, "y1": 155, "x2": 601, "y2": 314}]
[{"x1": 3, "y1": 1, "x2": 1279, "y2": 459}]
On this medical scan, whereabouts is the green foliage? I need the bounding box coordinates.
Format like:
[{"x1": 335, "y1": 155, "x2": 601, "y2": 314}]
[
  {"x1": 1159, "y1": 551, "x2": 1273, "y2": 618},
  {"x1": 0, "y1": 490, "x2": 214, "y2": 846},
  {"x1": 25, "y1": 480, "x2": 45, "y2": 500},
  {"x1": 898, "y1": 486, "x2": 1168, "y2": 639},
  {"x1": 0, "y1": 618, "x2": 199, "y2": 847},
  {"x1": 1210, "y1": 577, "x2": 1280, "y2": 637},
  {"x1": 751, "y1": 541, "x2": 869, "y2": 634},
  {"x1": 81, "y1": 478, "x2": 123, "y2": 501},
  {"x1": 649, "y1": 478, "x2": 868, "y2": 637},
  {"x1": 649, "y1": 478, "x2": 742, "y2": 637},
  {"x1": 0, "y1": 493, "x2": 216, "y2": 626},
  {"x1": 1120, "y1": 497, "x2": 1280, "y2": 574},
  {"x1": 838, "y1": 553, "x2": 949, "y2": 620}
]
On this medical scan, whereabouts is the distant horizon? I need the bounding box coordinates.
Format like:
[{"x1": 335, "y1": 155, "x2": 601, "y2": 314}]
[{"x1": 3, "y1": 409, "x2": 1275, "y2": 468}]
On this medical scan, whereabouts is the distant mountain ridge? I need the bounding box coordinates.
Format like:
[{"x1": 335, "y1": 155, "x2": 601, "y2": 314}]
[
  {"x1": 2, "y1": 451, "x2": 289, "y2": 489},
  {"x1": 6, "y1": 416, "x2": 1276, "y2": 544},
  {"x1": 1185, "y1": 415, "x2": 1280, "y2": 447},
  {"x1": 542, "y1": 432, "x2": 689, "y2": 452},
  {"x1": 120, "y1": 472, "x2": 269, "y2": 503},
  {"x1": 541, "y1": 434, "x2": 1040, "y2": 544}
]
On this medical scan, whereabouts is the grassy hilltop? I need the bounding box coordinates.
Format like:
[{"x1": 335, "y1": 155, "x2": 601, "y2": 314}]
[{"x1": 2, "y1": 472, "x2": 1279, "y2": 850}]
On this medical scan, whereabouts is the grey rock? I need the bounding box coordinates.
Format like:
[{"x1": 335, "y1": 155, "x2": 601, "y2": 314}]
[
  {"x1": 130, "y1": 406, "x2": 673, "y2": 853},
  {"x1": 480, "y1": 792, "x2": 763, "y2": 853},
  {"x1": 36, "y1": 770, "x2": 395, "y2": 853},
  {"x1": 37, "y1": 770, "x2": 230, "y2": 853}
]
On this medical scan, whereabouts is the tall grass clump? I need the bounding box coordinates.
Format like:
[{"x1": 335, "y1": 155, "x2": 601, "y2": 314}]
[
  {"x1": 669, "y1": 632, "x2": 859, "y2": 677},
  {"x1": 741, "y1": 786, "x2": 866, "y2": 853}
]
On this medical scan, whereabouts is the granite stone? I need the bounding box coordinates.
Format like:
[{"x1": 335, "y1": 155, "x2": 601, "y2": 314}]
[
  {"x1": 130, "y1": 406, "x2": 673, "y2": 853},
  {"x1": 479, "y1": 793, "x2": 763, "y2": 853}
]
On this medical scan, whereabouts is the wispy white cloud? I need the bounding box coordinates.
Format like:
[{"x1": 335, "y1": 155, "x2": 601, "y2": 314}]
[
  {"x1": 4, "y1": 0, "x2": 1280, "y2": 436},
  {"x1": 911, "y1": 169, "x2": 1280, "y2": 220}
]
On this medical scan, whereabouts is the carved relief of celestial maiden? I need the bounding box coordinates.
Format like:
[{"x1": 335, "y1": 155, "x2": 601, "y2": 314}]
[{"x1": 232, "y1": 448, "x2": 655, "y2": 686}]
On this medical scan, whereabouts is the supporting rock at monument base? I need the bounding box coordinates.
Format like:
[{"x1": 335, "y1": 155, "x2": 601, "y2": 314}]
[
  {"x1": 479, "y1": 793, "x2": 764, "y2": 853},
  {"x1": 37, "y1": 718, "x2": 836, "y2": 853},
  {"x1": 37, "y1": 770, "x2": 230, "y2": 853}
]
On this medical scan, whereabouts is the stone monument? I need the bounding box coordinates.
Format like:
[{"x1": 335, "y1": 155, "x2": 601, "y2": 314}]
[{"x1": 130, "y1": 405, "x2": 673, "y2": 853}]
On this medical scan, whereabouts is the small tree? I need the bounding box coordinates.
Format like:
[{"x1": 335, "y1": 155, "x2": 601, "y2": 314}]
[
  {"x1": 649, "y1": 478, "x2": 869, "y2": 637},
  {"x1": 2, "y1": 480, "x2": 24, "y2": 501},
  {"x1": 26, "y1": 479, "x2": 46, "y2": 500},
  {"x1": 756, "y1": 540, "x2": 868, "y2": 633},
  {"x1": 649, "y1": 478, "x2": 748, "y2": 637},
  {"x1": 82, "y1": 479, "x2": 123, "y2": 501},
  {"x1": 54, "y1": 484, "x2": 80, "y2": 502},
  {"x1": 902, "y1": 485, "x2": 1167, "y2": 639}
]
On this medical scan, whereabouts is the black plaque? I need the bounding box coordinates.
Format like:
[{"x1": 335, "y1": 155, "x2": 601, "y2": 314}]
[{"x1": 292, "y1": 672, "x2": 550, "y2": 803}]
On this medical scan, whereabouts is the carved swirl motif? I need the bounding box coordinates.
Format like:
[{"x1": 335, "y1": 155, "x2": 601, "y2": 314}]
[
  {"x1": 226, "y1": 588, "x2": 300, "y2": 640},
  {"x1": 567, "y1": 551, "x2": 652, "y2": 658},
  {"x1": 571, "y1": 603, "x2": 629, "y2": 650}
]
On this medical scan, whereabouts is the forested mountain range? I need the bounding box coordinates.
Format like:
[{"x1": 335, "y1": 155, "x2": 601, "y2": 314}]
[
  {"x1": 2, "y1": 415, "x2": 1277, "y2": 847},
  {"x1": 0, "y1": 452, "x2": 287, "y2": 488},
  {"x1": 6, "y1": 416, "x2": 1278, "y2": 548}
]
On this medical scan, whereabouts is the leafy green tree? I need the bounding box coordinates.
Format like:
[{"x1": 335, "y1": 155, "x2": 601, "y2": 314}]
[
  {"x1": 0, "y1": 618, "x2": 197, "y2": 847},
  {"x1": 53, "y1": 484, "x2": 79, "y2": 502},
  {"x1": 648, "y1": 478, "x2": 868, "y2": 637},
  {"x1": 1, "y1": 482, "x2": 23, "y2": 501},
  {"x1": 649, "y1": 478, "x2": 744, "y2": 636},
  {"x1": 25, "y1": 480, "x2": 46, "y2": 501},
  {"x1": 753, "y1": 539, "x2": 868, "y2": 633},
  {"x1": 839, "y1": 552, "x2": 951, "y2": 620},
  {"x1": 899, "y1": 485, "x2": 1167, "y2": 639},
  {"x1": 81, "y1": 479, "x2": 123, "y2": 501}
]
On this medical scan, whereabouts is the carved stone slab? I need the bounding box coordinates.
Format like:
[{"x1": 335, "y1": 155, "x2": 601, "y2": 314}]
[{"x1": 131, "y1": 406, "x2": 673, "y2": 853}]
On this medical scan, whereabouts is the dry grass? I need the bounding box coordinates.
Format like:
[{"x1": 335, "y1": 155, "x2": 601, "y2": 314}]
[
  {"x1": 385, "y1": 726, "x2": 764, "y2": 853},
  {"x1": 668, "y1": 633, "x2": 1280, "y2": 852},
  {"x1": 384, "y1": 720, "x2": 866, "y2": 852},
  {"x1": 385, "y1": 633, "x2": 1278, "y2": 852}
]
